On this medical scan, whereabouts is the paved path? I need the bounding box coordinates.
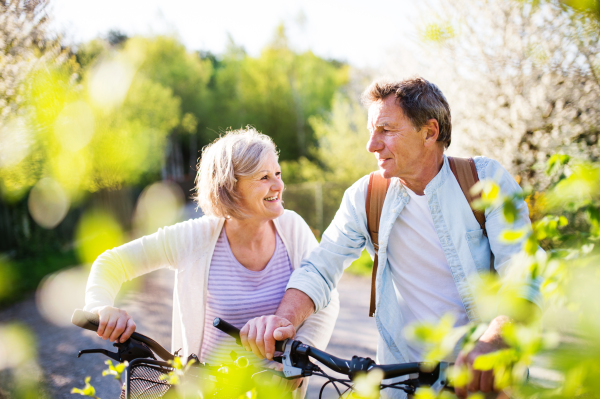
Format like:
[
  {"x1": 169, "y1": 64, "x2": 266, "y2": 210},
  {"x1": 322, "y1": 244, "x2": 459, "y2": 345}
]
[{"x1": 0, "y1": 269, "x2": 377, "y2": 398}]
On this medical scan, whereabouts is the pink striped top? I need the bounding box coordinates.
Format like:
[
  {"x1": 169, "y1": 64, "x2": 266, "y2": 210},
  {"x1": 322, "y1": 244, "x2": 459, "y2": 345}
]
[{"x1": 200, "y1": 227, "x2": 293, "y2": 366}]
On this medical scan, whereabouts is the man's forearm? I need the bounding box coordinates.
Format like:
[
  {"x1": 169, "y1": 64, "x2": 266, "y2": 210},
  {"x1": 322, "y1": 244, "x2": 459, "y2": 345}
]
[{"x1": 276, "y1": 288, "x2": 315, "y2": 328}]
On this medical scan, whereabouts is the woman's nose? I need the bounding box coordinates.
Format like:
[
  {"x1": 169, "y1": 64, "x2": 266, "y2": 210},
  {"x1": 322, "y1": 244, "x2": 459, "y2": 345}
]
[{"x1": 272, "y1": 176, "x2": 284, "y2": 191}]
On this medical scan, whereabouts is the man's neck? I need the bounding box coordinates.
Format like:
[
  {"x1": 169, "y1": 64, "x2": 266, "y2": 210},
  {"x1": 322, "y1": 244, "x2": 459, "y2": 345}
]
[{"x1": 398, "y1": 152, "x2": 444, "y2": 195}]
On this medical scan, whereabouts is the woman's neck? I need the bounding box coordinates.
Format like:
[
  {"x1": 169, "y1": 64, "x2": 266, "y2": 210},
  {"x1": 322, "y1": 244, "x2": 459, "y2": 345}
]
[{"x1": 224, "y1": 217, "x2": 276, "y2": 250}]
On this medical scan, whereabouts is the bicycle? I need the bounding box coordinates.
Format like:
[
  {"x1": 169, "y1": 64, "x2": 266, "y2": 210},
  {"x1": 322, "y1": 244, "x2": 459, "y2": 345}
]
[
  {"x1": 72, "y1": 309, "x2": 452, "y2": 398},
  {"x1": 212, "y1": 317, "x2": 452, "y2": 398},
  {"x1": 71, "y1": 309, "x2": 289, "y2": 399}
]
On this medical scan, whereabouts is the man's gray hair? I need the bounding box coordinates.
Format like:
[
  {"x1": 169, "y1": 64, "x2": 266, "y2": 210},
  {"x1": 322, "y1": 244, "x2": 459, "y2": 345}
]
[
  {"x1": 361, "y1": 77, "x2": 452, "y2": 148},
  {"x1": 194, "y1": 127, "x2": 278, "y2": 219}
]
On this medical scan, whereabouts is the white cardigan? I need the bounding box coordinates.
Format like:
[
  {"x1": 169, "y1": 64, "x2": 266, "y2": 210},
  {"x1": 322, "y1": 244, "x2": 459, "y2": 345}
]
[{"x1": 84, "y1": 210, "x2": 340, "y2": 359}]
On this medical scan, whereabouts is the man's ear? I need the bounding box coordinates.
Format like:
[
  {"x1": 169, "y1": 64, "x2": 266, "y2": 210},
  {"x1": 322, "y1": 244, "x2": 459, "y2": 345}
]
[{"x1": 422, "y1": 119, "x2": 440, "y2": 147}]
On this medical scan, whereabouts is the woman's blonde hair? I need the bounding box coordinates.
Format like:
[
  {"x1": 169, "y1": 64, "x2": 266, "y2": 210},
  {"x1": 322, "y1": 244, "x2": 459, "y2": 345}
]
[{"x1": 194, "y1": 127, "x2": 278, "y2": 219}]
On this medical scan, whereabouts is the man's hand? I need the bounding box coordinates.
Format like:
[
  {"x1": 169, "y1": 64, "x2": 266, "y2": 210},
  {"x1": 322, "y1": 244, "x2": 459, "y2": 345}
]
[
  {"x1": 92, "y1": 306, "x2": 136, "y2": 343},
  {"x1": 454, "y1": 316, "x2": 510, "y2": 399},
  {"x1": 241, "y1": 288, "x2": 315, "y2": 360},
  {"x1": 240, "y1": 315, "x2": 296, "y2": 360}
]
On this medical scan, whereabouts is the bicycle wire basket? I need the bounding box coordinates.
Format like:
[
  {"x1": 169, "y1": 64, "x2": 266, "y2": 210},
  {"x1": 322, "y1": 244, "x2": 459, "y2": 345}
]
[{"x1": 120, "y1": 358, "x2": 256, "y2": 399}]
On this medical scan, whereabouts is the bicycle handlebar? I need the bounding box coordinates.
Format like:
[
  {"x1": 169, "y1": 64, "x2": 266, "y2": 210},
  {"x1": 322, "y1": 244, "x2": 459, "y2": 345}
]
[
  {"x1": 71, "y1": 309, "x2": 174, "y2": 361},
  {"x1": 212, "y1": 317, "x2": 438, "y2": 381},
  {"x1": 212, "y1": 318, "x2": 285, "y2": 352}
]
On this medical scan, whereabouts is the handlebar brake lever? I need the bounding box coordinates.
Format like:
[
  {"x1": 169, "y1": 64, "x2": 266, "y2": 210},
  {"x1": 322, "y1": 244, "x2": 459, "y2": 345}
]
[
  {"x1": 281, "y1": 340, "x2": 316, "y2": 379},
  {"x1": 429, "y1": 362, "x2": 448, "y2": 395},
  {"x1": 281, "y1": 339, "x2": 303, "y2": 378},
  {"x1": 78, "y1": 348, "x2": 120, "y2": 362}
]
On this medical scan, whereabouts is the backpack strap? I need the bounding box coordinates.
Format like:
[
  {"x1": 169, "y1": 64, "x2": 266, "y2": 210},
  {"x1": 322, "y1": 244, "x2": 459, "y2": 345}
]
[
  {"x1": 447, "y1": 156, "x2": 486, "y2": 237},
  {"x1": 366, "y1": 171, "x2": 390, "y2": 317}
]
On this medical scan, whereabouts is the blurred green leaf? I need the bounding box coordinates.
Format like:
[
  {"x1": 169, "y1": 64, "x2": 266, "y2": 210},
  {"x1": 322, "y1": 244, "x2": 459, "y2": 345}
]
[
  {"x1": 102, "y1": 360, "x2": 128, "y2": 380},
  {"x1": 502, "y1": 198, "x2": 519, "y2": 224},
  {"x1": 70, "y1": 376, "x2": 97, "y2": 398},
  {"x1": 546, "y1": 153, "x2": 571, "y2": 176},
  {"x1": 500, "y1": 228, "x2": 529, "y2": 243}
]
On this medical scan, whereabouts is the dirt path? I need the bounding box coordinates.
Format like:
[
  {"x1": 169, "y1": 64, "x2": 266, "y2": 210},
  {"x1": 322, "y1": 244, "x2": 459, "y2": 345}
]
[{"x1": 0, "y1": 269, "x2": 377, "y2": 399}]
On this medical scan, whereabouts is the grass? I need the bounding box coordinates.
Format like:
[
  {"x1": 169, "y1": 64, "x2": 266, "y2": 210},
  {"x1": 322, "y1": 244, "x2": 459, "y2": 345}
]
[{"x1": 346, "y1": 249, "x2": 373, "y2": 277}]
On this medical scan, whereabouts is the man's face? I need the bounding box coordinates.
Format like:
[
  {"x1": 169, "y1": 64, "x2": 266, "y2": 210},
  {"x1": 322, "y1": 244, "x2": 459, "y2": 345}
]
[{"x1": 366, "y1": 95, "x2": 426, "y2": 179}]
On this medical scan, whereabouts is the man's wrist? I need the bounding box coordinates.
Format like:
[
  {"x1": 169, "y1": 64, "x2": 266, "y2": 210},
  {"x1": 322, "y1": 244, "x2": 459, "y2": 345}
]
[
  {"x1": 479, "y1": 315, "x2": 511, "y2": 346},
  {"x1": 275, "y1": 288, "x2": 315, "y2": 328}
]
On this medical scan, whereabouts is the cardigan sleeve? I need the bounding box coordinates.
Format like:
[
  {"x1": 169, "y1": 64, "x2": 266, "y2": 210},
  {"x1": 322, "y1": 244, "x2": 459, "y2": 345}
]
[{"x1": 84, "y1": 218, "x2": 205, "y2": 312}]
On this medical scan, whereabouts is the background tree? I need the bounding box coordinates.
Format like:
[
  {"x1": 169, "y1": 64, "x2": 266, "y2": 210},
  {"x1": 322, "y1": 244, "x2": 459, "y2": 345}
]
[
  {"x1": 394, "y1": 0, "x2": 600, "y2": 193},
  {"x1": 0, "y1": 0, "x2": 64, "y2": 128},
  {"x1": 207, "y1": 25, "x2": 349, "y2": 161}
]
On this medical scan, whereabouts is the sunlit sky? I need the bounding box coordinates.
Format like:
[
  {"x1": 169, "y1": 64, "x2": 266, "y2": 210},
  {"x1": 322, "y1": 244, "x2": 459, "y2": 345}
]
[{"x1": 50, "y1": 0, "x2": 419, "y2": 68}]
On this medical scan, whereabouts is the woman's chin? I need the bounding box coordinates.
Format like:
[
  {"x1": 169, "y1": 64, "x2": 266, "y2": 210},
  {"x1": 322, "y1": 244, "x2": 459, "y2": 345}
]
[{"x1": 267, "y1": 204, "x2": 285, "y2": 219}]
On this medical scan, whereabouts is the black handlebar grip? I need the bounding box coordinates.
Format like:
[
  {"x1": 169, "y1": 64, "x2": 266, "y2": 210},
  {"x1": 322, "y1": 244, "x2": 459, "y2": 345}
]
[
  {"x1": 71, "y1": 309, "x2": 100, "y2": 332},
  {"x1": 212, "y1": 318, "x2": 285, "y2": 352},
  {"x1": 213, "y1": 318, "x2": 242, "y2": 346}
]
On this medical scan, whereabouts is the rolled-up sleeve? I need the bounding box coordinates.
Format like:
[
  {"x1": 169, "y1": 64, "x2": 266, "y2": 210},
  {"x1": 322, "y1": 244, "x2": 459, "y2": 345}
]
[{"x1": 287, "y1": 180, "x2": 368, "y2": 313}]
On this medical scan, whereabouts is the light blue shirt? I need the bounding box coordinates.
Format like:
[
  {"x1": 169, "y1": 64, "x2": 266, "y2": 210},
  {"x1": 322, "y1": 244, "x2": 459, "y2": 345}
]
[{"x1": 287, "y1": 155, "x2": 541, "y2": 389}]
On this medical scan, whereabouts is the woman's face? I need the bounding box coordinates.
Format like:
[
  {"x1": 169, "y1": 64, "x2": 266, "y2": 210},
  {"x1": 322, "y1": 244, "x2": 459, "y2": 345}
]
[{"x1": 235, "y1": 151, "x2": 284, "y2": 221}]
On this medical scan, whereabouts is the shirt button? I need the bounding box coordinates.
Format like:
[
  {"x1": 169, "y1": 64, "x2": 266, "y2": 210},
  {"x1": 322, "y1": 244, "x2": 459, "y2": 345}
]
[{"x1": 402, "y1": 192, "x2": 408, "y2": 197}]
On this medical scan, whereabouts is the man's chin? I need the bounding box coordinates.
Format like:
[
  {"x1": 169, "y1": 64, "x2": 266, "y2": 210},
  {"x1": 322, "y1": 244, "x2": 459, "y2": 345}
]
[{"x1": 379, "y1": 167, "x2": 394, "y2": 179}]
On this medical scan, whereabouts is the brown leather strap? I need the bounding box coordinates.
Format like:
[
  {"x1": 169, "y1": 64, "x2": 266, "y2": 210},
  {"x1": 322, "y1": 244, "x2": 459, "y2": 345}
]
[
  {"x1": 366, "y1": 171, "x2": 390, "y2": 317},
  {"x1": 448, "y1": 157, "x2": 486, "y2": 237}
]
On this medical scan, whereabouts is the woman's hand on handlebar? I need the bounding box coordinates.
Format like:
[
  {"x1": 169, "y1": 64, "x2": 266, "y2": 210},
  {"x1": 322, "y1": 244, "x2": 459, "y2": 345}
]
[
  {"x1": 91, "y1": 306, "x2": 136, "y2": 343},
  {"x1": 240, "y1": 315, "x2": 295, "y2": 360}
]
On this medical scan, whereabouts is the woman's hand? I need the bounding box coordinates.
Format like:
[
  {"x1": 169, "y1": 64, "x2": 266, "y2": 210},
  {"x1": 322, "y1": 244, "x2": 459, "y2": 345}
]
[{"x1": 91, "y1": 306, "x2": 137, "y2": 343}]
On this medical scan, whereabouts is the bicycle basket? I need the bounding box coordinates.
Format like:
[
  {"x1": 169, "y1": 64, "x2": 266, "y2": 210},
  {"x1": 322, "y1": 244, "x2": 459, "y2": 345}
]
[
  {"x1": 121, "y1": 359, "x2": 172, "y2": 399},
  {"x1": 120, "y1": 358, "x2": 254, "y2": 399}
]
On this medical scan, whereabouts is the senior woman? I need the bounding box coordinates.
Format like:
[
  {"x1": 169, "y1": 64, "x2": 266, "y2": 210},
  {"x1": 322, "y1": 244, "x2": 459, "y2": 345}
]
[{"x1": 83, "y1": 128, "x2": 339, "y2": 397}]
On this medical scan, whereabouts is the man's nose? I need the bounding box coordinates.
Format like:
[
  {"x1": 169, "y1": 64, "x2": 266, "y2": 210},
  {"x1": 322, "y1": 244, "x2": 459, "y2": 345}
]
[{"x1": 366, "y1": 133, "x2": 383, "y2": 153}]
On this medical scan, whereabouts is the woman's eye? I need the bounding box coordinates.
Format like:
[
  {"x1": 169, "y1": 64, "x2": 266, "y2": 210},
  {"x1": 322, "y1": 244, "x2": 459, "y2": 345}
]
[
  {"x1": 261, "y1": 175, "x2": 268, "y2": 180},
  {"x1": 276, "y1": 172, "x2": 281, "y2": 177}
]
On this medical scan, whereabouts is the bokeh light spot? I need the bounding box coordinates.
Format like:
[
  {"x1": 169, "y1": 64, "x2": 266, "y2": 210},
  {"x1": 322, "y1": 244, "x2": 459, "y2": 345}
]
[
  {"x1": 88, "y1": 59, "x2": 136, "y2": 108},
  {"x1": 53, "y1": 101, "x2": 96, "y2": 152},
  {"x1": 75, "y1": 209, "x2": 124, "y2": 265},
  {"x1": 36, "y1": 267, "x2": 88, "y2": 327},
  {"x1": 0, "y1": 117, "x2": 30, "y2": 168},
  {"x1": 0, "y1": 323, "x2": 35, "y2": 370},
  {"x1": 134, "y1": 181, "x2": 184, "y2": 235},
  {"x1": 27, "y1": 177, "x2": 70, "y2": 229}
]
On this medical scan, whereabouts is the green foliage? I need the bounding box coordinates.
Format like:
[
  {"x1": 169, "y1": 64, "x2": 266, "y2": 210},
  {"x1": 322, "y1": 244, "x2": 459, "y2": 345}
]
[
  {"x1": 207, "y1": 25, "x2": 349, "y2": 161},
  {"x1": 346, "y1": 249, "x2": 374, "y2": 276},
  {"x1": 155, "y1": 356, "x2": 293, "y2": 399},
  {"x1": 409, "y1": 155, "x2": 600, "y2": 398},
  {"x1": 71, "y1": 376, "x2": 99, "y2": 398},
  {"x1": 282, "y1": 92, "x2": 376, "y2": 184},
  {"x1": 280, "y1": 92, "x2": 377, "y2": 235},
  {"x1": 159, "y1": 356, "x2": 196, "y2": 385},
  {"x1": 0, "y1": 249, "x2": 78, "y2": 307},
  {"x1": 102, "y1": 360, "x2": 128, "y2": 380}
]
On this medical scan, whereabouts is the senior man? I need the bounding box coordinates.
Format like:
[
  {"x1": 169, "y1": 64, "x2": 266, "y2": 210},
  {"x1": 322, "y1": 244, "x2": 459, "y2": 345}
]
[{"x1": 241, "y1": 77, "x2": 540, "y2": 398}]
